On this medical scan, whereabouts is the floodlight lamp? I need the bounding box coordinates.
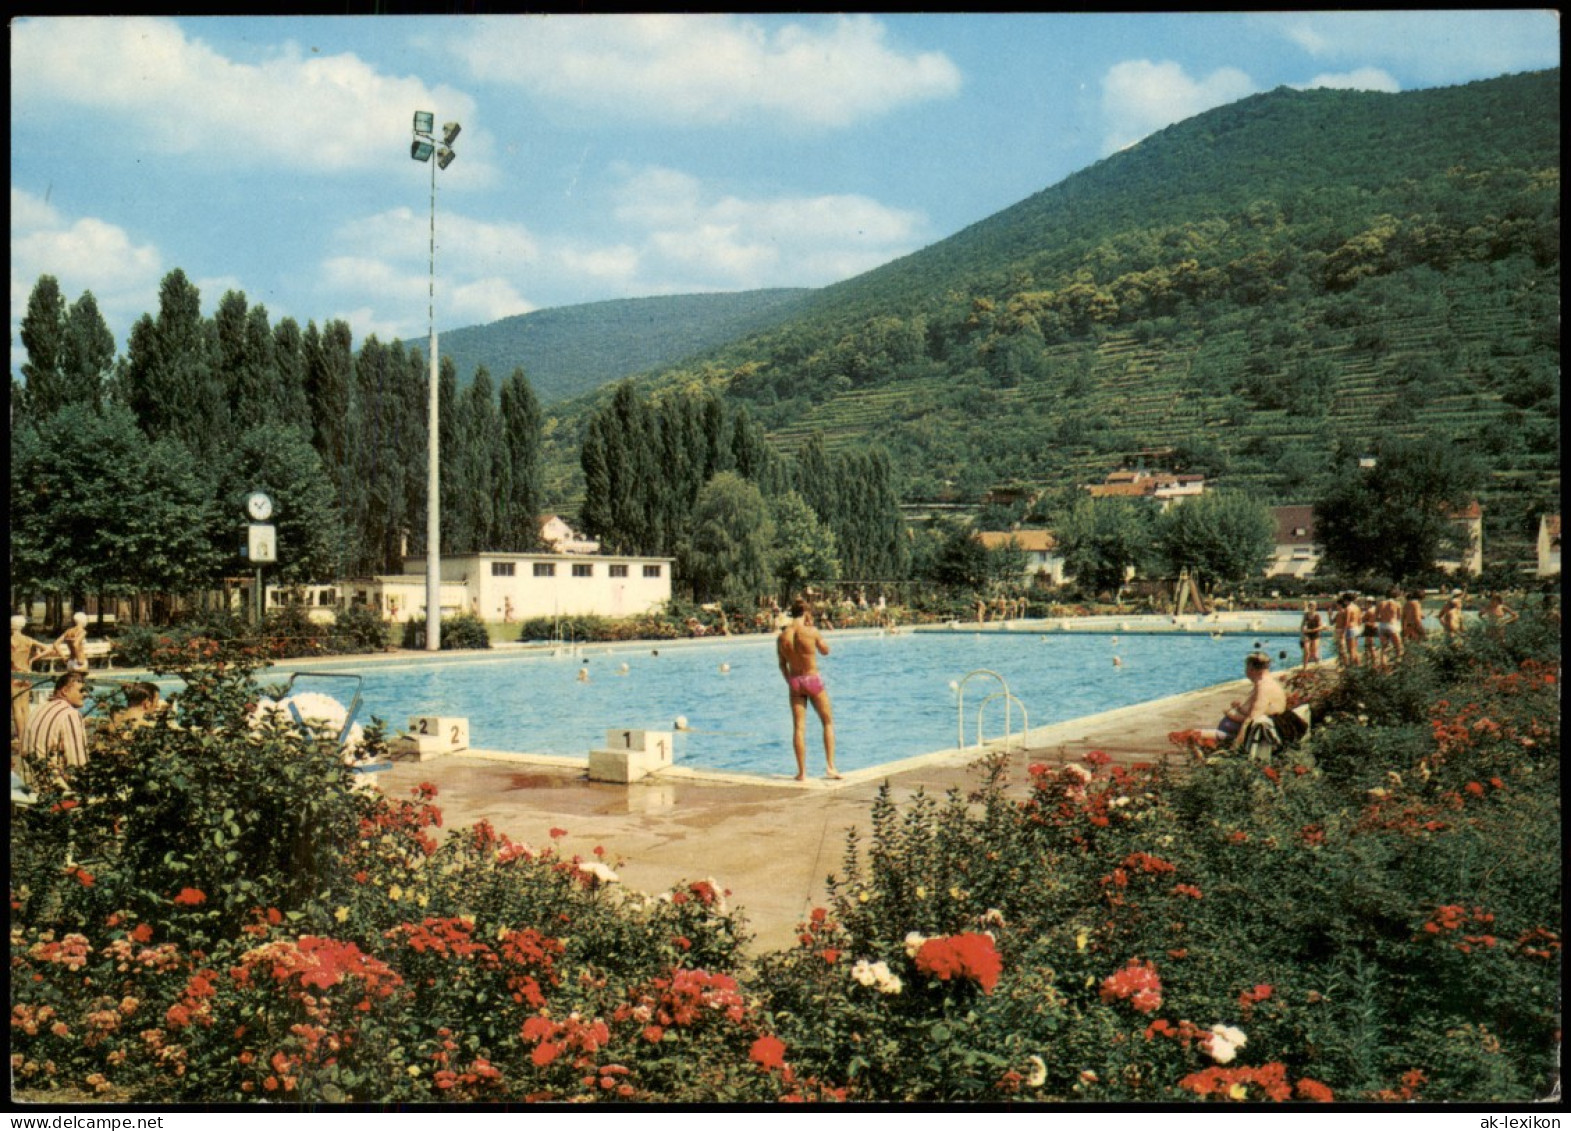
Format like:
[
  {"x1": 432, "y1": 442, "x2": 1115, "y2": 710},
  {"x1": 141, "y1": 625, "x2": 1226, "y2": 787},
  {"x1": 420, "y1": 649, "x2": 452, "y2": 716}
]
[
  {"x1": 436, "y1": 147, "x2": 457, "y2": 171},
  {"x1": 441, "y1": 121, "x2": 462, "y2": 145},
  {"x1": 411, "y1": 138, "x2": 435, "y2": 162},
  {"x1": 413, "y1": 110, "x2": 434, "y2": 136}
]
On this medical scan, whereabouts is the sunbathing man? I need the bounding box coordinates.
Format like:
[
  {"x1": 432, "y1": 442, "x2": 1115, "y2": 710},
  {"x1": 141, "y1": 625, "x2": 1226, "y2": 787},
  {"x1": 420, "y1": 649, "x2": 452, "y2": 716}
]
[
  {"x1": 777, "y1": 597, "x2": 839, "y2": 781},
  {"x1": 1208, "y1": 652, "x2": 1287, "y2": 745}
]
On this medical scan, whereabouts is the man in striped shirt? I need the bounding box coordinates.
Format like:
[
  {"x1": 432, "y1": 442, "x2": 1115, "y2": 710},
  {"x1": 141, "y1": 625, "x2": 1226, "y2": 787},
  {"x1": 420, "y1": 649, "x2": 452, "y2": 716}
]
[{"x1": 19, "y1": 671, "x2": 89, "y2": 787}]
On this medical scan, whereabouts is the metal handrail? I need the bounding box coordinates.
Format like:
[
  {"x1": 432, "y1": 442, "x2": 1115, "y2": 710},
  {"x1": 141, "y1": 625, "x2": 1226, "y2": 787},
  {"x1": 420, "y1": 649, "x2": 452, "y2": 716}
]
[
  {"x1": 974, "y1": 690, "x2": 1029, "y2": 752},
  {"x1": 955, "y1": 669, "x2": 1012, "y2": 750}
]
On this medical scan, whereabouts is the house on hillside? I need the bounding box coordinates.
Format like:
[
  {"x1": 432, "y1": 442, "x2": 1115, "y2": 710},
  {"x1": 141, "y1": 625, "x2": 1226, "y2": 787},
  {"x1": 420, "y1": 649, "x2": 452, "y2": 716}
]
[
  {"x1": 1537, "y1": 514, "x2": 1561, "y2": 578},
  {"x1": 1436, "y1": 501, "x2": 1484, "y2": 577},
  {"x1": 537, "y1": 514, "x2": 600, "y2": 555},
  {"x1": 345, "y1": 551, "x2": 673, "y2": 624},
  {"x1": 1085, "y1": 469, "x2": 1206, "y2": 512},
  {"x1": 978, "y1": 530, "x2": 1069, "y2": 587},
  {"x1": 1265, "y1": 506, "x2": 1321, "y2": 578}
]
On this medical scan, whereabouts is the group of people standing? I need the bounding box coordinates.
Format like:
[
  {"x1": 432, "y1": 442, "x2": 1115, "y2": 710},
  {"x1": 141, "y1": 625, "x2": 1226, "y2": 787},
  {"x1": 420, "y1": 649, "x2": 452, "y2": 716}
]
[{"x1": 1299, "y1": 588, "x2": 1519, "y2": 671}]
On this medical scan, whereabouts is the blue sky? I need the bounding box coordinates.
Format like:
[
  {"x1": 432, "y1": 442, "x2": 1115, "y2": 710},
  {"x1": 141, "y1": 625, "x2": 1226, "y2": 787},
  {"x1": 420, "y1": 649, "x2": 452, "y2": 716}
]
[{"x1": 9, "y1": 12, "x2": 1560, "y2": 375}]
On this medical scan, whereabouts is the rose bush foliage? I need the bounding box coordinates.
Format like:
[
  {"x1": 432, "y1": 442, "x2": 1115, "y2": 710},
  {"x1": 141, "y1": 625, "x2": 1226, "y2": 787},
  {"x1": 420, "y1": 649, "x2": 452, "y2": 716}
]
[{"x1": 11, "y1": 616, "x2": 1558, "y2": 1102}]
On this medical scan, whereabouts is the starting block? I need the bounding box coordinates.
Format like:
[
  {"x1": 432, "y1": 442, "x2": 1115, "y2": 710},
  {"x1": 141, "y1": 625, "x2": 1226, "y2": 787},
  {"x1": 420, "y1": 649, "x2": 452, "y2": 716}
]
[
  {"x1": 588, "y1": 728, "x2": 673, "y2": 784},
  {"x1": 392, "y1": 716, "x2": 470, "y2": 762}
]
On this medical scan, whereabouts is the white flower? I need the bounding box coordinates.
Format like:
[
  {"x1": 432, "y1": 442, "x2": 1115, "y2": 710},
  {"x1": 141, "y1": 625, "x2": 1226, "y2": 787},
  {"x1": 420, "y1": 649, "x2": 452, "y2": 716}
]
[
  {"x1": 851, "y1": 959, "x2": 903, "y2": 994},
  {"x1": 1025, "y1": 1055, "x2": 1047, "y2": 1088},
  {"x1": 1062, "y1": 763, "x2": 1092, "y2": 784},
  {"x1": 577, "y1": 861, "x2": 619, "y2": 885},
  {"x1": 1208, "y1": 1024, "x2": 1247, "y2": 1064},
  {"x1": 1109, "y1": 795, "x2": 1130, "y2": 808},
  {"x1": 904, "y1": 931, "x2": 928, "y2": 959},
  {"x1": 980, "y1": 908, "x2": 1006, "y2": 928}
]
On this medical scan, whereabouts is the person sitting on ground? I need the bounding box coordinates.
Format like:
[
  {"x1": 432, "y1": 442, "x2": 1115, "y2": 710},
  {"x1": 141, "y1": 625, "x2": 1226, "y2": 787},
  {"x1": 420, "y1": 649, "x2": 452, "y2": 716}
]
[
  {"x1": 1206, "y1": 652, "x2": 1287, "y2": 746},
  {"x1": 19, "y1": 671, "x2": 90, "y2": 788}
]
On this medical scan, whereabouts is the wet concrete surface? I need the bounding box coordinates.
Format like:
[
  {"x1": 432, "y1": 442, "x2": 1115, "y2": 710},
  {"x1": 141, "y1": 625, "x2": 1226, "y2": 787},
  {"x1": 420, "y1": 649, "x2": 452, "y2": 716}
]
[{"x1": 377, "y1": 675, "x2": 1252, "y2": 957}]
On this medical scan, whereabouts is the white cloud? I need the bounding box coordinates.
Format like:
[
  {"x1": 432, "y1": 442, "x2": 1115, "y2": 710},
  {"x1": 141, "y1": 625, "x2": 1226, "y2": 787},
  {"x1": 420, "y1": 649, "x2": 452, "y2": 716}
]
[
  {"x1": 599, "y1": 164, "x2": 928, "y2": 292},
  {"x1": 10, "y1": 188, "x2": 163, "y2": 365},
  {"x1": 1260, "y1": 11, "x2": 1560, "y2": 83},
  {"x1": 1300, "y1": 67, "x2": 1401, "y2": 94},
  {"x1": 448, "y1": 13, "x2": 961, "y2": 128},
  {"x1": 1100, "y1": 59, "x2": 1257, "y2": 154},
  {"x1": 11, "y1": 16, "x2": 487, "y2": 176},
  {"x1": 448, "y1": 277, "x2": 534, "y2": 325}
]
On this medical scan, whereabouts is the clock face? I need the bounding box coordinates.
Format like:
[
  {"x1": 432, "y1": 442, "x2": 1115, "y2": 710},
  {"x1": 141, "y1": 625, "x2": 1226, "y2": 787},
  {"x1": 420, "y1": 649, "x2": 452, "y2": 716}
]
[{"x1": 247, "y1": 492, "x2": 273, "y2": 521}]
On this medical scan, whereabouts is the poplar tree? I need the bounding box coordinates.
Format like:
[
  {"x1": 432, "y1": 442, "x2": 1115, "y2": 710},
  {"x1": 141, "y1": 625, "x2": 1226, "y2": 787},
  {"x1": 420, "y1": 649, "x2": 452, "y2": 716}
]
[
  {"x1": 497, "y1": 367, "x2": 543, "y2": 551},
  {"x1": 18, "y1": 275, "x2": 69, "y2": 419}
]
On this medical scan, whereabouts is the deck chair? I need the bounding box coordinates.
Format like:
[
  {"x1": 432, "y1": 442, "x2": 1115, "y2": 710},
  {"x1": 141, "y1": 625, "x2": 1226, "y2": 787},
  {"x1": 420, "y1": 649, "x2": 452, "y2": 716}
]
[{"x1": 1238, "y1": 705, "x2": 1311, "y2": 761}]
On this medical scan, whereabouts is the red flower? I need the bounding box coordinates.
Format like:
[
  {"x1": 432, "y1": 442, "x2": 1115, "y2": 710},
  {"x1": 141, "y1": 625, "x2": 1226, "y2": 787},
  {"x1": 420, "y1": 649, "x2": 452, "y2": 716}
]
[
  {"x1": 1084, "y1": 750, "x2": 1111, "y2": 767},
  {"x1": 1296, "y1": 1078, "x2": 1334, "y2": 1103},
  {"x1": 821, "y1": 948, "x2": 840, "y2": 964},
  {"x1": 531, "y1": 1042, "x2": 560, "y2": 1067},
  {"x1": 548, "y1": 827, "x2": 568, "y2": 839},
  {"x1": 72, "y1": 868, "x2": 95, "y2": 887},
  {"x1": 749, "y1": 1035, "x2": 787, "y2": 1071},
  {"x1": 914, "y1": 933, "x2": 1003, "y2": 994},
  {"x1": 642, "y1": 1025, "x2": 664, "y2": 1043},
  {"x1": 173, "y1": 888, "x2": 207, "y2": 906},
  {"x1": 1099, "y1": 959, "x2": 1163, "y2": 1014},
  {"x1": 1465, "y1": 781, "x2": 1485, "y2": 797}
]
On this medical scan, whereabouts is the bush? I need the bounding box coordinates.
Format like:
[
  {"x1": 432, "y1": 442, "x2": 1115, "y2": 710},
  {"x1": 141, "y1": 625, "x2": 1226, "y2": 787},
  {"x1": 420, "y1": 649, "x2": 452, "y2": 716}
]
[
  {"x1": 401, "y1": 611, "x2": 490, "y2": 650},
  {"x1": 333, "y1": 604, "x2": 391, "y2": 654}
]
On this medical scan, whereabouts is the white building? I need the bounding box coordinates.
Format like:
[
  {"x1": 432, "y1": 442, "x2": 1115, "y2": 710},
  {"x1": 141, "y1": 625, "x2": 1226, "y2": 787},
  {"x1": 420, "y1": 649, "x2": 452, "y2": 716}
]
[
  {"x1": 1265, "y1": 505, "x2": 1321, "y2": 578},
  {"x1": 1436, "y1": 501, "x2": 1484, "y2": 577},
  {"x1": 346, "y1": 551, "x2": 674, "y2": 623},
  {"x1": 978, "y1": 530, "x2": 1070, "y2": 587},
  {"x1": 1537, "y1": 514, "x2": 1560, "y2": 578}
]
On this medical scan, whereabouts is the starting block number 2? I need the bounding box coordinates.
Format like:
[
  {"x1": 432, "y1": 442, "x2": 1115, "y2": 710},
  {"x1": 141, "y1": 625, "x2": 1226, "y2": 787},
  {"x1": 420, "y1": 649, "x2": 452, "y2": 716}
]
[{"x1": 411, "y1": 717, "x2": 470, "y2": 750}]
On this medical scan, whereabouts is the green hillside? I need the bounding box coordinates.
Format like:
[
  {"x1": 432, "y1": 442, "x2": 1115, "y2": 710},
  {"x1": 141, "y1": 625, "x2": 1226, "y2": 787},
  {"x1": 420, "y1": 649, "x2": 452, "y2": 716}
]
[
  {"x1": 437, "y1": 288, "x2": 814, "y2": 404},
  {"x1": 540, "y1": 70, "x2": 1559, "y2": 566}
]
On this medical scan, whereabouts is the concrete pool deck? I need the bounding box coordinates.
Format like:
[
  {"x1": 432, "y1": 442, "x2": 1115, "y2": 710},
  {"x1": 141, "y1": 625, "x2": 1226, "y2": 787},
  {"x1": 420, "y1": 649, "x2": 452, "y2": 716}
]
[{"x1": 375, "y1": 673, "x2": 1253, "y2": 957}]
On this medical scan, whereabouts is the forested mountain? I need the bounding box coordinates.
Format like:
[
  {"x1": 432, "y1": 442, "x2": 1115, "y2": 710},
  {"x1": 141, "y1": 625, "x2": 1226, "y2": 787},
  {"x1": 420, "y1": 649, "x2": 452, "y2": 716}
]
[
  {"x1": 539, "y1": 69, "x2": 1560, "y2": 565},
  {"x1": 437, "y1": 288, "x2": 814, "y2": 405}
]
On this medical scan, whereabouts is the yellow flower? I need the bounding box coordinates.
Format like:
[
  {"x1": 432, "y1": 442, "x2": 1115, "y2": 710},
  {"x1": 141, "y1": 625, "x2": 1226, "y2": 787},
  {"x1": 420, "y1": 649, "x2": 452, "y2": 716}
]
[
  {"x1": 858, "y1": 891, "x2": 870, "y2": 904},
  {"x1": 1075, "y1": 929, "x2": 1089, "y2": 952},
  {"x1": 460, "y1": 914, "x2": 476, "y2": 927},
  {"x1": 915, "y1": 886, "x2": 926, "y2": 900},
  {"x1": 949, "y1": 887, "x2": 962, "y2": 900},
  {"x1": 388, "y1": 885, "x2": 402, "y2": 901},
  {"x1": 408, "y1": 1065, "x2": 420, "y2": 1077},
  {"x1": 416, "y1": 893, "x2": 429, "y2": 908},
  {"x1": 1228, "y1": 1083, "x2": 1248, "y2": 1101},
  {"x1": 333, "y1": 906, "x2": 349, "y2": 924}
]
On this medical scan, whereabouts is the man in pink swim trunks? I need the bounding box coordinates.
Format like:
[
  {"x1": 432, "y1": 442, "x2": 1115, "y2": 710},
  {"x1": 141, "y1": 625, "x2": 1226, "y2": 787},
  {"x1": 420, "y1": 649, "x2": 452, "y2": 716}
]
[{"x1": 777, "y1": 597, "x2": 839, "y2": 781}]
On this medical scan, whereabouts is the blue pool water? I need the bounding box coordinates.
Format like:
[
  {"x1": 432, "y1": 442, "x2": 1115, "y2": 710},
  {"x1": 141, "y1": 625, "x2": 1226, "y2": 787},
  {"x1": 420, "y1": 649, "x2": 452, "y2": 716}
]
[{"x1": 275, "y1": 629, "x2": 1298, "y2": 777}]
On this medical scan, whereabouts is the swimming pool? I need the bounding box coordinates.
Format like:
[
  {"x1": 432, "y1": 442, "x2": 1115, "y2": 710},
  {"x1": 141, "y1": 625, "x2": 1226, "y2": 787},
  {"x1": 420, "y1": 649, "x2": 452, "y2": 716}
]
[{"x1": 282, "y1": 628, "x2": 1298, "y2": 777}]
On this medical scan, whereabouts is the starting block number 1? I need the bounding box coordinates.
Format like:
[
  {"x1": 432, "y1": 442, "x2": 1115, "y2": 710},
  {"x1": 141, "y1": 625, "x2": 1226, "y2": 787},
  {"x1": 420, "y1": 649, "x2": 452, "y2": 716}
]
[{"x1": 607, "y1": 729, "x2": 671, "y2": 763}]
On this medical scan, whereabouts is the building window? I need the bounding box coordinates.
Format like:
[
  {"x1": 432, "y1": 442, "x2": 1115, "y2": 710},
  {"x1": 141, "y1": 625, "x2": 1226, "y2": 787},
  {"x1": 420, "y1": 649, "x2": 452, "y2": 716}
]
[
  {"x1": 533, "y1": 563, "x2": 555, "y2": 578},
  {"x1": 609, "y1": 564, "x2": 629, "y2": 578},
  {"x1": 643, "y1": 564, "x2": 662, "y2": 579},
  {"x1": 572, "y1": 563, "x2": 593, "y2": 578},
  {"x1": 491, "y1": 561, "x2": 515, "y2": 577}
]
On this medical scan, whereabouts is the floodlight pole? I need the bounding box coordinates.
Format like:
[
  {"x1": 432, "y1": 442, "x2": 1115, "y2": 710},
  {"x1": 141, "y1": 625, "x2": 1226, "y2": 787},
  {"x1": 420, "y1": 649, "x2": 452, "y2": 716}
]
[
  {"x1": 411, "y1": 111, "x2": 456, "y2": 651},
  {"x1": 424, "y1": 143, "x2": 441, "y2": 652}
]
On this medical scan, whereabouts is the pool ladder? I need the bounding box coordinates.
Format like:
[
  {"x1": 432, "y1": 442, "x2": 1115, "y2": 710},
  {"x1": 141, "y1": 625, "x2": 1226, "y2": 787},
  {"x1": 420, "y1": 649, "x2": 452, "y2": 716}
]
[{"x1": 954, "y1": 669, "x2": 1029, "y2": 752}]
